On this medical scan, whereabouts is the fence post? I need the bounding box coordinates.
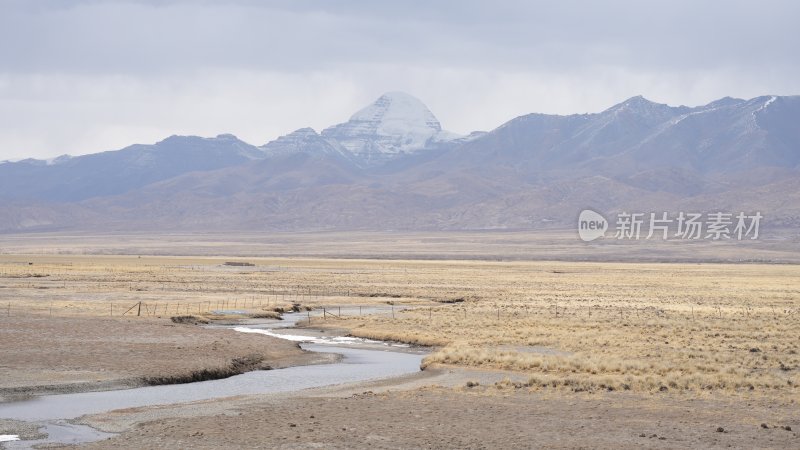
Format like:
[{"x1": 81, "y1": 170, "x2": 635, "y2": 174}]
[{"x1": 137, "y1": 301, "x2": 142, "y2": 317}]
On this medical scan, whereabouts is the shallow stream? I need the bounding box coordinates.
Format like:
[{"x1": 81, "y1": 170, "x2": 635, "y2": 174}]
[{"x1": 0, "y1": 310, "x2": 425, "y2": 448}]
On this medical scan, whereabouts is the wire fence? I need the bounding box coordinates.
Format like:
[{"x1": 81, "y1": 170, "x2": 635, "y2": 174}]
[
  {"x1": 2, "y1": 295, "x2": 797, "y2": 323},
  {"x1": 0, "y1": 292, "x2": 406, "y2": 319}
]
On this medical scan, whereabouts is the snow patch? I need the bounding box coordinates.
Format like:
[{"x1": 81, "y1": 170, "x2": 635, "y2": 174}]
[
  {"x1": 754, "y1": 96, "x2": 777, "y2": 113},
  {"x1": 670, "y1": 104, "x2": 724, "y2": 125},
  {"x1": 0, "y1": 435, "x2": 20, "y2": 442},
  {"x1": 749, "y1": 96, "x2": 778, "y2": 129}
]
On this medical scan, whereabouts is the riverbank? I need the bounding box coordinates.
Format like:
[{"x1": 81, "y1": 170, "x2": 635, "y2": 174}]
[
  {"x1": 61, "y1": 369, "x2": 800, "y2": 449},
  {"x1": 0, "y1": 307, "x2": 432, "y2": 448},
  {"x1": 0, "y1": 315, "x2": 325, "y2": 403}
]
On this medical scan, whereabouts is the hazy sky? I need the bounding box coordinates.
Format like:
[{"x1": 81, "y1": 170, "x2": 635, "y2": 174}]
[{"x1": 1, "y1": 0, "x2": 799, "y2": 160}]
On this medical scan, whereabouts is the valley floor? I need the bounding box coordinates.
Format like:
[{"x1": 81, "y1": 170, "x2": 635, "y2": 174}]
[{"x1": 1, "y1": 251, "x2": 798, "y2": 448}]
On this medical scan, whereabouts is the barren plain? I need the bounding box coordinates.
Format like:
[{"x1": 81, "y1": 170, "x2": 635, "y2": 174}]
[{"x1": 0, "y1": 233, "x2": 799, "y2": 448}]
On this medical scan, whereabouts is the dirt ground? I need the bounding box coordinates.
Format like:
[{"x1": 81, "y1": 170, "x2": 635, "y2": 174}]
[
  {"x1": 0, "y1": 316, "x2": 322, "y2": 402},
  {"x1": 71, "y1": 382, "x2": 799, "y2": 450}
]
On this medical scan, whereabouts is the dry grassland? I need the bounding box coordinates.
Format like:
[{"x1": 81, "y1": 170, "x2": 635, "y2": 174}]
[
  {"x1": 1, "y1": 255, "x2": 798, "y2": 398},
  {"x1": 329, "y1": 262, "x2": 800, "y2": 397}
]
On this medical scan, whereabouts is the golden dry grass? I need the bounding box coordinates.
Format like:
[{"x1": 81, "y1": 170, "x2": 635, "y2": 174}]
[
  {"x1": 323, "y1": 261, "x2": 800, "y2": 397},
  {"x1": 1, "y1": 255, "x2": 798, "y2": 397}
]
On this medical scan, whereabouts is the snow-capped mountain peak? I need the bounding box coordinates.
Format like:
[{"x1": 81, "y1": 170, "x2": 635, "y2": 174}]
[
  {"x1": 348, "y1": 91, "x2": 443, "y2": 133},
  {"x1": 320, "y1": 92, "x2": 460, "y2": 161}
]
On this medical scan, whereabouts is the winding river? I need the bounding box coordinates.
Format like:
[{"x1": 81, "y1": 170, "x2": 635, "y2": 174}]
[{"x1": 0, "y1": 311, "x2": 425, "y2": 448}]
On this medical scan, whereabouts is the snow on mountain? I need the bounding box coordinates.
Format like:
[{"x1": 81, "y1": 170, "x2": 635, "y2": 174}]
[
  {"x1": 262, "y1": 128, "x2": 333, "y2": 155},
  {"x1": 320, "y1": 92, "x2": 462, "y2": 162},
  {"x1": 753, "y1": 95, "x2": 778, "y2": 115},
  {"x1": 259, "y1": 127, "x2": 359, "y2": 166}
]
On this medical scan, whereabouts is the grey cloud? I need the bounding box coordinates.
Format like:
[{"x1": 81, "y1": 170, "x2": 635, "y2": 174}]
[{"x1": 1, "y1": 0, "x2": 798, "y2": 75}]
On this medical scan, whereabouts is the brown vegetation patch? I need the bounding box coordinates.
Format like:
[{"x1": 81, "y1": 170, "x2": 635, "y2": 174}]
[
  {"x1": 143, "y1": 354, "x2": 269, "y2": 385},
  {"x1": 170, "y1": 315, "x2": 210, "y2": 325}
]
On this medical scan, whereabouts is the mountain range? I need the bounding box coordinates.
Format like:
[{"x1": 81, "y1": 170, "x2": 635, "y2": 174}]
[{"x1": 1, "y1": 91, "x2": 798, "y2": 232}]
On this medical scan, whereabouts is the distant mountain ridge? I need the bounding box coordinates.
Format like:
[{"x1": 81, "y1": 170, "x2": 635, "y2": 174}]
[
  {"x1": 0, "y1": 134, "x2": 262, "y2": 202},
  {"x1": 0, "y1": 92, "x2": 798, "y2": 232}
]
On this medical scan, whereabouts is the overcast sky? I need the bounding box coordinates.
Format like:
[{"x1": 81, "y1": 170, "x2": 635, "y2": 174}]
[{"x1": 1, "y1": 0, "x2": 799, "y2": 160}]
